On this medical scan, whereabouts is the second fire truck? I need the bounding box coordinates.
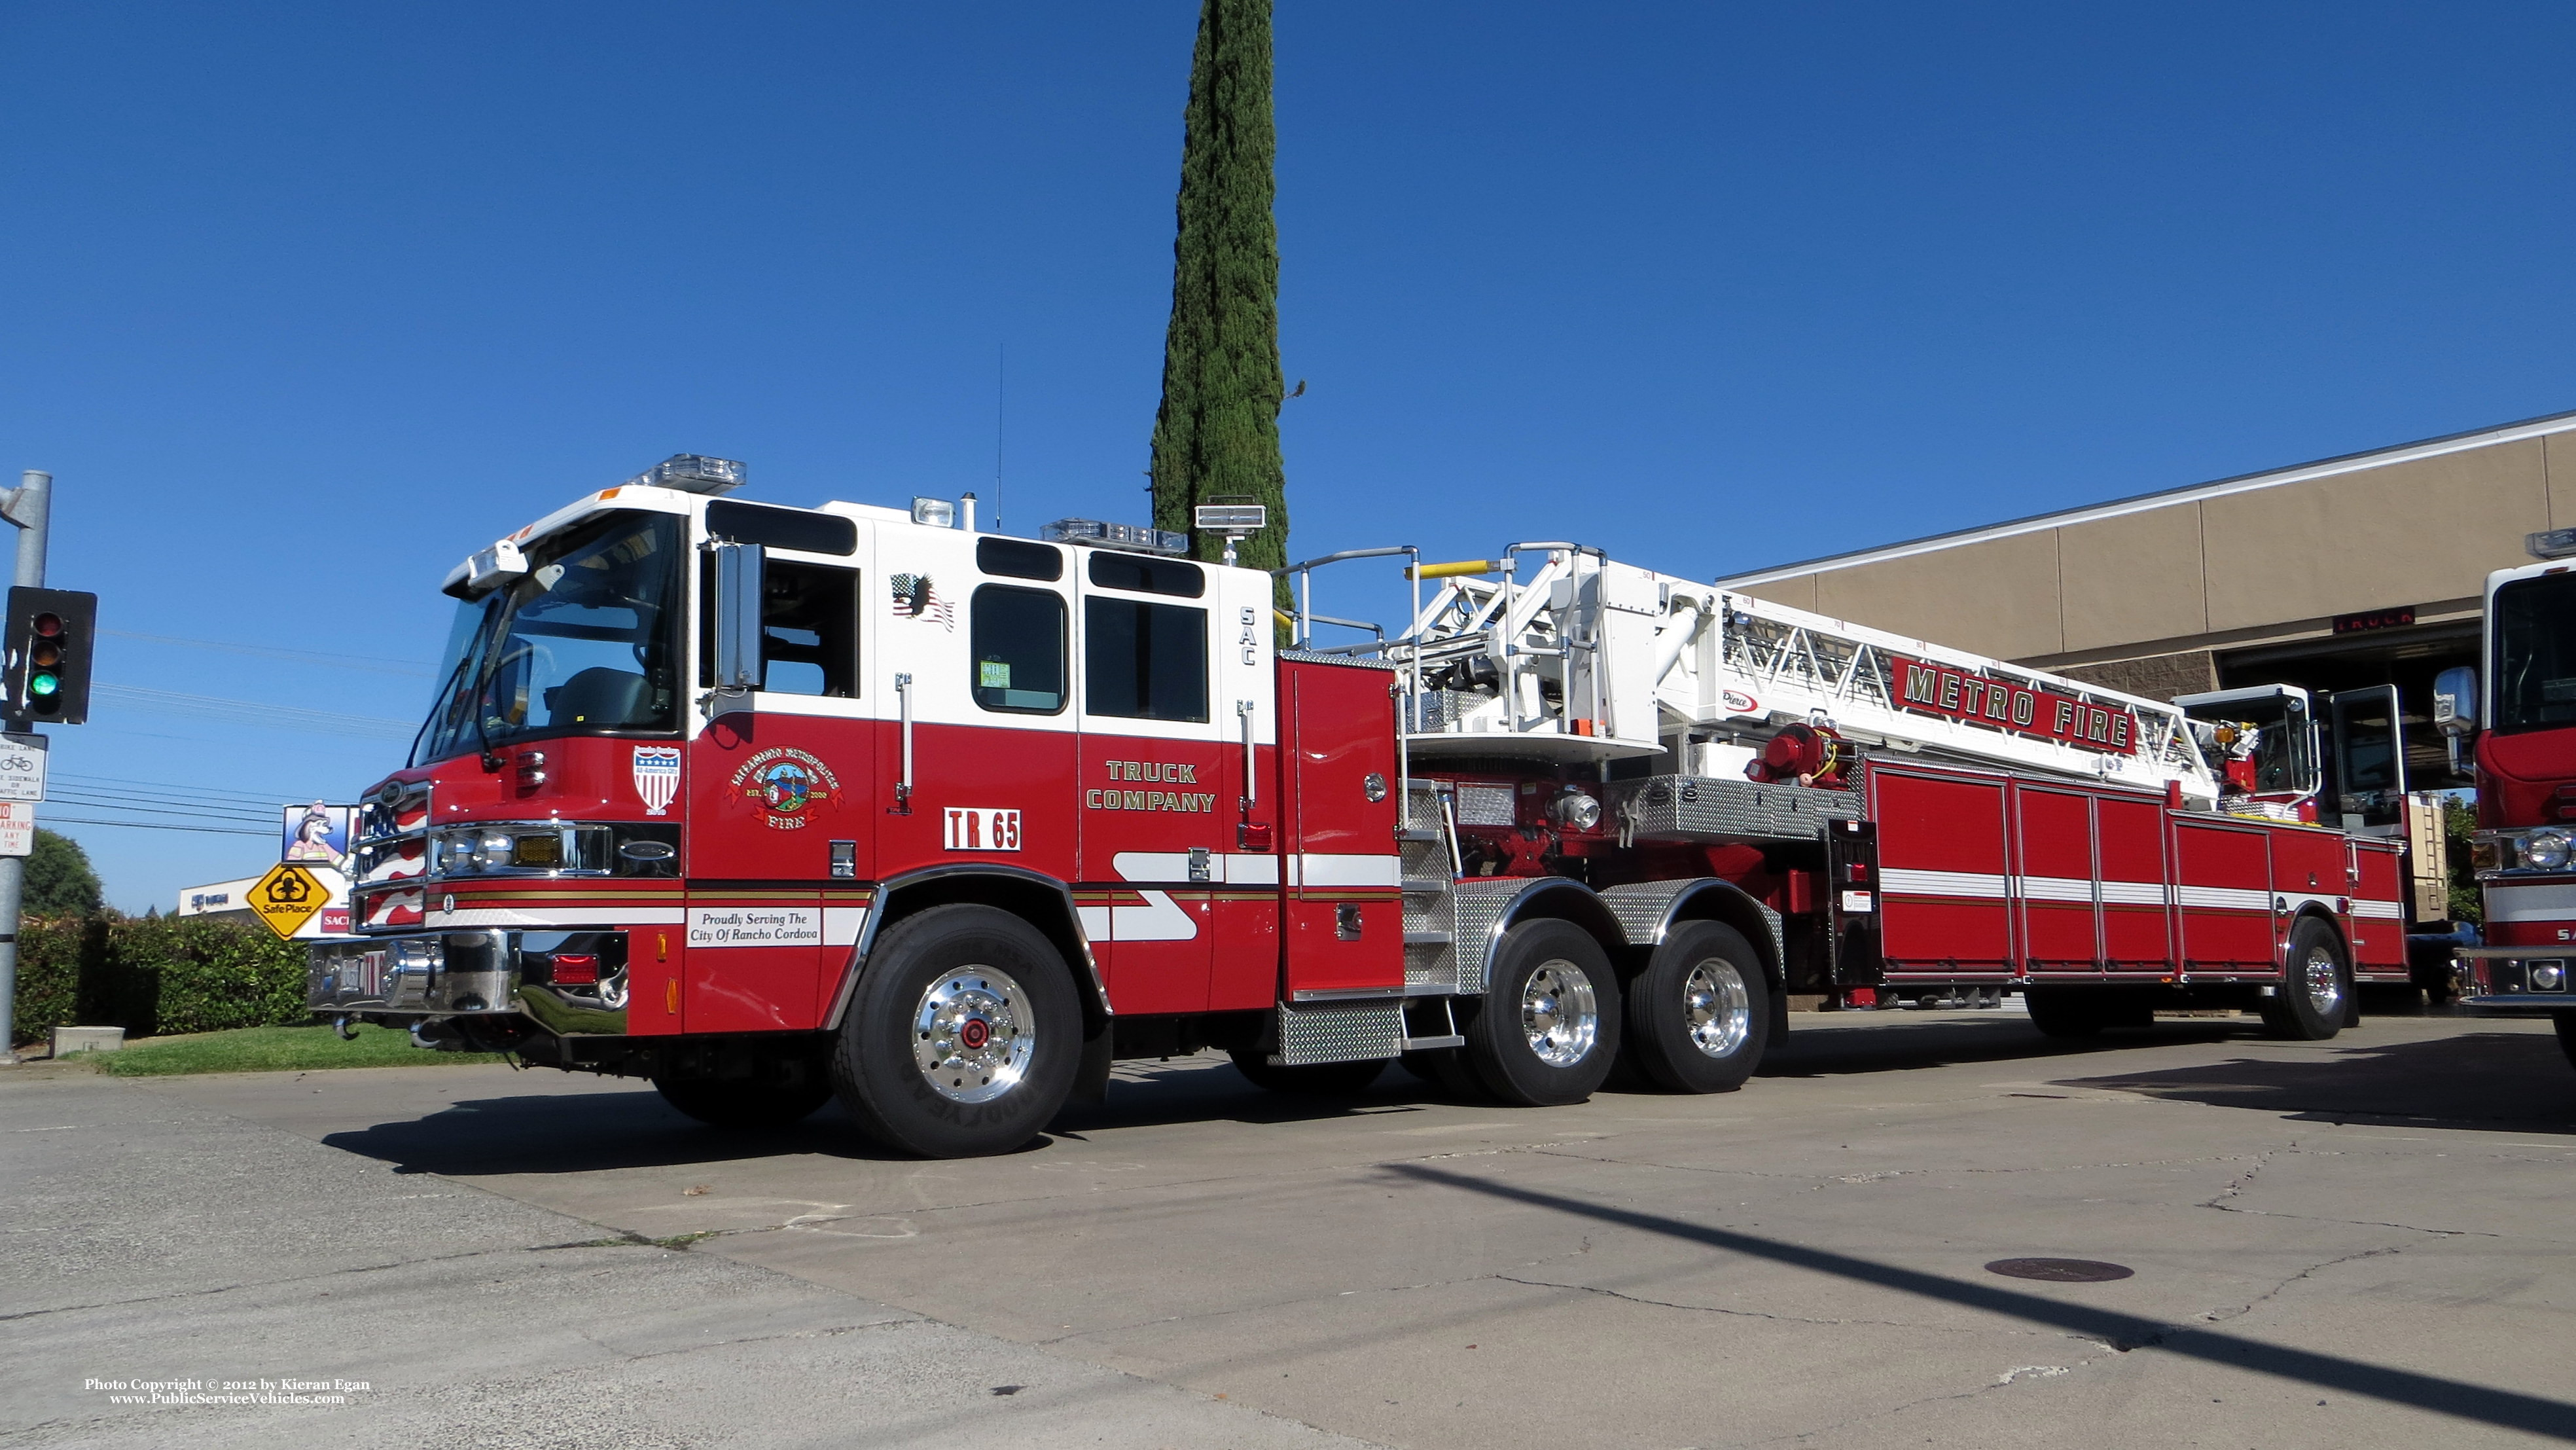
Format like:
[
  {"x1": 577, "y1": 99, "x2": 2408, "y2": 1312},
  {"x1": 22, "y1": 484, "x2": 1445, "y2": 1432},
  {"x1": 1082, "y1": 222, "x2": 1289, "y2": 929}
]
[{"x1": 312, "y1": 456, "x2": 2410, "y2": 1156}]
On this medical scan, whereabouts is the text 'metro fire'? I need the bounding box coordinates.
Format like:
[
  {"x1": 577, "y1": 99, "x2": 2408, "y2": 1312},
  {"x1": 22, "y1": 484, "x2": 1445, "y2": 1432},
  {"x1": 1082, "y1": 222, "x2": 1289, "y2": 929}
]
[{"x1": 1892, "y1": 657, "x2": 2138, "y2": 754}]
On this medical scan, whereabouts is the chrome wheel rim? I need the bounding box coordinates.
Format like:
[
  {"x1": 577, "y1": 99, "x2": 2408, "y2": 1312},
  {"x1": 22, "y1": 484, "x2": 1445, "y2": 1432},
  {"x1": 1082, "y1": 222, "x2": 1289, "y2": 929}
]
[
  {"x1": 913, "y1": 966, "x2": 1037, "y2": 1104},
  {"x1": 1683, "y1": 958, "x2": 1752, "y2": 1059},
  {"x1": 2301, "y1": 947, "x2": 2343, "y2": 1017},
  {"x1": 1520, "y1": 960, "x2": 1599, "y2": 1068}
]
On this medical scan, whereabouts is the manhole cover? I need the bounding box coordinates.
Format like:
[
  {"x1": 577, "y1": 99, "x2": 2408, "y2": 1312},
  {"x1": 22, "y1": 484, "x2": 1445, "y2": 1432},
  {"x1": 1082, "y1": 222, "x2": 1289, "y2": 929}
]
[{"x1": 1984, "y1": 1258, "x2": 2134, "y2": 1282}]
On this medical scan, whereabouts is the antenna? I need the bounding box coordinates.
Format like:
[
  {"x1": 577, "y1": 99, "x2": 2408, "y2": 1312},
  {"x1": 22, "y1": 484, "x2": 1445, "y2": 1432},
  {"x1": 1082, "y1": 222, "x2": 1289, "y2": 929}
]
[{"x1": 994, "y1": 342, "x2": 1005, "y2": 534}]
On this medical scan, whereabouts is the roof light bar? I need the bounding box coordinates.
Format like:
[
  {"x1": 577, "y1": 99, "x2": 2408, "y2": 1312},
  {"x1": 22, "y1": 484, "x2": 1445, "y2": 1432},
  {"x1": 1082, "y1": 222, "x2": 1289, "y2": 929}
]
[
  {"x1": 2530, "y1": 527, "x2": 2576, "y2": 560},
  {"x1": 625, "y1": 454, "x2": 747, "y2": 496},
  {"x1": 1041, "y1": 518, "x2": 1189, "y2": 556}
]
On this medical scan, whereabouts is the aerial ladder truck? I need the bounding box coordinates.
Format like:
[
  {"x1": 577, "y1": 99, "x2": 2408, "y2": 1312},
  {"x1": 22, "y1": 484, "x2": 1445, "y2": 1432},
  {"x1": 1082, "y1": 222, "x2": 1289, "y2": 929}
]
[{"x1": 310, "y1": 462, "x2": 2408, "y2": 1156}]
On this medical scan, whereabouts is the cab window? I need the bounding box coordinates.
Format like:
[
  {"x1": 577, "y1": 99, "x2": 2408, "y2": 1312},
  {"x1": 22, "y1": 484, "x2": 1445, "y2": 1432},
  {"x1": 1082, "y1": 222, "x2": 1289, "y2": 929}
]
[
  {"x1": 1085, "y1": 597, "x2": 1207, "y2": 722},
  {"x1": 971, "y1": 585, "x2": 1067, "y2": 714},
  {"x1": 760, "y1": 561, "x2": 858, "y2": 697}
]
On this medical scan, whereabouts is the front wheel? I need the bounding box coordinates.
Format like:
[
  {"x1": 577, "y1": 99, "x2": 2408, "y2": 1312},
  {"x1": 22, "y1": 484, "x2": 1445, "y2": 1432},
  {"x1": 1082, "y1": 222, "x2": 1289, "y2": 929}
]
[
  {"x1": 2261, "y1": 918, "x2": 2350, "y2": 1042},
  {"x1": 2024, "y1": 988, "x2": 2102, "y2": 1038},
  {"x1": 831, "y1": 904, "x2": 1081, "y2": 1157},
  {"x1": 2554, "y1": 1013, "x2": 2576, "y2": 1071},
  {"x1": 1625, "y1": 921, "x2": 1770, "y2": 1093},
  {"x1": 1465, "y1": 919, "x2": 1621, "y2": 1106}
]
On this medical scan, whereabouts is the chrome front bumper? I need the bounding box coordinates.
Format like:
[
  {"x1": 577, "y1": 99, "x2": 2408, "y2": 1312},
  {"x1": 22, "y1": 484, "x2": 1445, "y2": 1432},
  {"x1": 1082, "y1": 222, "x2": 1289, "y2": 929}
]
[
  {"x1": 309, "y1": 930, "x2": 630, "y2": 1034},
  {"x1": 2454, "y1": 947, "x2": 2576, "y2": 1016}
]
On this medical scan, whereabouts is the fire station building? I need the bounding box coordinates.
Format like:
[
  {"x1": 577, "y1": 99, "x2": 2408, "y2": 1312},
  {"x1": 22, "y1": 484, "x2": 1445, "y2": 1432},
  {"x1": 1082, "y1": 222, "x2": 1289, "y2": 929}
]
[{"x1": 1719, "y1": 408, "x2": 2576, "y2": 792}]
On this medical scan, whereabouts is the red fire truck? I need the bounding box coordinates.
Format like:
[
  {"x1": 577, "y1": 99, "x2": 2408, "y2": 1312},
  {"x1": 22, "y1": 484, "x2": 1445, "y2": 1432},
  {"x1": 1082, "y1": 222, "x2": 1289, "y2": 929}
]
[
  {"x1": 311, "y1": 456, "x2": 2409, "y2": 1156},
  {"x1": 2446, "y1": 528, "x2": 2576, "y2": 1066}
]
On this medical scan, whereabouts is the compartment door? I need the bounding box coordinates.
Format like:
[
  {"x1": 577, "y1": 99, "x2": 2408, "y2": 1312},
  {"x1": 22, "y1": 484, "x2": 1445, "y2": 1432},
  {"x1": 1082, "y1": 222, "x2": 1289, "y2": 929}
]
[
  {"x1": 2013, "y1": 786, "x2": 2100, "y2": 970},
  {"x1": 1873, "y1": 769, "x2": 2014, "y2": 968},
  {"x1": 1277, "y1": 659, "x2": 1404, "y2": 998},
  {"x1": 2095, "y1": 795, "x2": 2174, "y2": 971},
  {"x1": 2175, "y1": 820, "x2": 2274, "y2": 968}
]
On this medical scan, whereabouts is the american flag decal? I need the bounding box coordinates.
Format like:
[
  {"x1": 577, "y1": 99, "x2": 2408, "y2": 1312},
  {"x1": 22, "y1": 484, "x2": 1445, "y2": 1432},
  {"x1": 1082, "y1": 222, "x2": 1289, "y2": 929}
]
[
  {"x1": 632, "y1": 746, "x2": 682, "y2": 816},
  {"x1": 890, "y1": 573, "x2": 956, "y2": 631}
]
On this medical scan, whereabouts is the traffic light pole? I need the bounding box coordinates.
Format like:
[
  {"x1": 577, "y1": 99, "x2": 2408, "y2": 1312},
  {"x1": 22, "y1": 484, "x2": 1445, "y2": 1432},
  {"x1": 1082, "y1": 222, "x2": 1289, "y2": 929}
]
[{"x1": 0, "y1": 469, "x2": 48, "y2": 1063}]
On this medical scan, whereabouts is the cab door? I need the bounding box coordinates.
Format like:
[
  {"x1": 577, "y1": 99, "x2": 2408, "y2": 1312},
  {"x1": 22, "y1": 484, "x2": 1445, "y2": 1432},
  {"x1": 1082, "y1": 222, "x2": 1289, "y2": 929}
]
[
  {"x1": 2325, "y1": 685, "x2": 2406, "y2": 829},
  {"x1": 683, "y1": 507, "x2": 876, "y2": 1034},
  {"x1": 1074, "y1": 549, "x2": 1225, "y2": 1015}
]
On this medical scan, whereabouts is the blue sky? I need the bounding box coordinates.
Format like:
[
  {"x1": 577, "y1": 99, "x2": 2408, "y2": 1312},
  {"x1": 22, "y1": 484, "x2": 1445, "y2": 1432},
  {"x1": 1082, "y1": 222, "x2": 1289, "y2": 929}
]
[{"x1": 7, "y1": 3, "x2": 2576, "y2": 909}]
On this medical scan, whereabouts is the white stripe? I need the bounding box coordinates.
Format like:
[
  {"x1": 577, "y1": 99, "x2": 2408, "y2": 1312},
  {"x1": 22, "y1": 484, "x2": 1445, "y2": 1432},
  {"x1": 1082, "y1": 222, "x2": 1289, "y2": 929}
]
[
  {"x1": 2348, "y1": 899, "x2": 2405, "y2": 919},
  {"x1": 1106, "y1": 851, "x2": 1281, "y2": 886},
  {"x1": 2486, "y1": 882, "x2": 2576, "y2": 924},
  {"x1": 2014, "y1": 875, "x2": 2097, "y2": 903},
  {"x1": 2175, "y1": 885, "x2": 2270, "y2": 912},
  {"x1": 1298, "y1": 854, "x2": 1403, "y2": 888},
  {"x1": 1112, "y1": 890, "x2": 1198, "y2": 942},
  {"x1": 1880, "y1": 868, "x2": 2009, "y2": 899},
  {"x1": 2099, "y1": 880, "x2": 2166, "y2": 905},
  {"x1": 825, "y1": 907, "x2": 868, "y2": 946},
  {"x1": 427, "y1": 906, "x2": 688, "y2": 928}
]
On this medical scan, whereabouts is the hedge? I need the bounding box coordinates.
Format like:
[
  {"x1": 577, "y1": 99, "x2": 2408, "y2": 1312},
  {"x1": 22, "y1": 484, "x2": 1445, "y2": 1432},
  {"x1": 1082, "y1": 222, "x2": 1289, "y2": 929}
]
[{"x1": 10, "y1": 914, "x2": 309, "y2": 1045}]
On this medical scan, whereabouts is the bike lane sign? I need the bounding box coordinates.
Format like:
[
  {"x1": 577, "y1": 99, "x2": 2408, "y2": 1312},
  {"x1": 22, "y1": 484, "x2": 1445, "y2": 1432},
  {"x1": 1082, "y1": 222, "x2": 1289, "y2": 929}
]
[{"x1": 0, "y1": 734, "x2": 46, "y2": 805}]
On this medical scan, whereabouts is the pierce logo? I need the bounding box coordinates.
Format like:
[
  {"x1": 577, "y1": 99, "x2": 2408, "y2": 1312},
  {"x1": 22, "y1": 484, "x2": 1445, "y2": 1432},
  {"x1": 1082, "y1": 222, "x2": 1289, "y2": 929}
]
[
  {"x1": 728, "y1": 747, "x2": 840, "y2": 831},
  {"x1": 632, "y1": 747, "x2": 681, "y2": 816}
]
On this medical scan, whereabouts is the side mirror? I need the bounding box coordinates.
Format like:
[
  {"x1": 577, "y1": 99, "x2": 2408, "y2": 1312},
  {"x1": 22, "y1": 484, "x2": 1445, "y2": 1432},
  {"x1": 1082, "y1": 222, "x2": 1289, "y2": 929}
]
[
  {"x1": 710, "y1": 542, "x2": 764, "y2": 690},
  {"x1": 2433, "y1": 665, "x2": 2478, "y2": 738}
]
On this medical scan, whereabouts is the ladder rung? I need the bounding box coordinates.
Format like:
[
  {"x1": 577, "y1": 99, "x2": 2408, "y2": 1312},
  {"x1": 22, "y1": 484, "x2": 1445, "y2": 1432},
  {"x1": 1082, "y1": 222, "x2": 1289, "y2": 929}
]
[
  {"x1": 1404, "y1": 930, "x2": 1452, "y2": 947},
  {"x1": 1395, "y1": 827, "x2": 1443, "y2": 843},
  {"x1": 1401, "y1": 877, "x2": 1453, "y2": 894},
  {"x1": 1401, "y1": 1033, "x2": 1465, "y2": 1051}
]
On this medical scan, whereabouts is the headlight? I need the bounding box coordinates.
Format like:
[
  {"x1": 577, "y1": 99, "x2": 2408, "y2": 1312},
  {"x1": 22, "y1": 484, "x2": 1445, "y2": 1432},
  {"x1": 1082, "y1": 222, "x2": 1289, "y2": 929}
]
[
  {"x1": 2526, "y1": 829, "x2": 2571, "y2": 871},
  {"x1": 2533, "y1": 962, "x2": 2567, "y2": 991},
  {"x1": 1553, "y1": 788, "x2": 1602, "y2": 831}
]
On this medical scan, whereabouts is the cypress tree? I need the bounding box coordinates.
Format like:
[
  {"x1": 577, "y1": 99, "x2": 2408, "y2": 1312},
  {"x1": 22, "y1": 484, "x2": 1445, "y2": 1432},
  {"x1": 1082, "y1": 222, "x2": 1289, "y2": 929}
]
[{"x1": 1149, "y1": 0, "x2": 1289, "y2": 586}]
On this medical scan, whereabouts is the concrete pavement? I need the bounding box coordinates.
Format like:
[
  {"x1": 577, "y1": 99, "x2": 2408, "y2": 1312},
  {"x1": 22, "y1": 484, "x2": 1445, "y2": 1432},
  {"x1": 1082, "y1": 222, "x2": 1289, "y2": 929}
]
[{"x1": 6, "y1": 1007, "x2": 2575, "y2": 1447}]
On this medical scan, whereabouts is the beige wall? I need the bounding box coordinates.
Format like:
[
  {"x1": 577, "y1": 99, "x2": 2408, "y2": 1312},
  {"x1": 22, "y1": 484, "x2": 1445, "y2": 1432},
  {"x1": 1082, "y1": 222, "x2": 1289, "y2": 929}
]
[{"x1": 1735, "y1": 431, "x2": 2560, "y2": 668}]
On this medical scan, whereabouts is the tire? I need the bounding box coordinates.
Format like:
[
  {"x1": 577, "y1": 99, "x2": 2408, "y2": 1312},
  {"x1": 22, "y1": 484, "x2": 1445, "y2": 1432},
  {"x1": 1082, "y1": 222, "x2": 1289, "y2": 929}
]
[
  {"x1": 2024, "y1": 988, "x2": 2102, "y2": 1039},
  {"x1": 830, "y1": 903, "x2": 1081, "y2": 1157},
  {"x1": 2554, "y1": 1013, "x2": 2576, "y2": 1072},
  {"x1": 1624, "y1": 921, "x2": 1770, "y2": 1093},
  {"x1": 1230, "y1": 1050, "x2": 1387, "y2": 1095},
  {"x1": 1464, "y1": 919, "x2": 1621, "y2": 1106},
  {"x1": 2260, "y1": 917, "x2": 2350, "y2": 1042},
  {"x1": 653, "y1": 1068, "x2": 834, "y2": 1129}
]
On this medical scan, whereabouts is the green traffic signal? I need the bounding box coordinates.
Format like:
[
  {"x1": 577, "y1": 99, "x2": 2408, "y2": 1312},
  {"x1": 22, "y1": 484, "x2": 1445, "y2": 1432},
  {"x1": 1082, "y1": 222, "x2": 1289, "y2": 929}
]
[{"x1": 29, "y1": 672, "x2": 56, "y2": 698}]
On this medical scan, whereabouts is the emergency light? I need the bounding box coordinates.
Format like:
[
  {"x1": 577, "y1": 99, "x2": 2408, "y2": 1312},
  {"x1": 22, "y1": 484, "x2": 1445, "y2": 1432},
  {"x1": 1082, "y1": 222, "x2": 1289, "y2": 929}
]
[
  {"x1": 1041, "y1": 518, "x2": 1189, "y2": 556},
  {"x1": 624, "y1": 454, "x2": 746, "y2": 496},
  {"x1": 2530, "y1": 526, "x2": 2576, "y2": 560}
]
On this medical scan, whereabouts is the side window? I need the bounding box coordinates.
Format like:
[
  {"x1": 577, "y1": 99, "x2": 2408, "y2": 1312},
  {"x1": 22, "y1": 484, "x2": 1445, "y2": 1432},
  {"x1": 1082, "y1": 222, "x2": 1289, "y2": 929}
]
[
  {"x1": 760, "y1": 561, "x2": 859, "y2": 697},
  {"x1": 971, "y1": 585, "x2": 1067, "y2": 714},
  {"x1": 1085, "y1": 597, "x2": 1208, "y2": 722}
]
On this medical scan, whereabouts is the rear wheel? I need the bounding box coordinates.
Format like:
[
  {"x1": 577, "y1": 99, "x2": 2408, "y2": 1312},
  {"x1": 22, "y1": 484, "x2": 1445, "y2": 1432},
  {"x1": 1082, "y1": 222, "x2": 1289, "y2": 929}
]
[
  {"x1": 830, "y1": 904, "x2": 1081, "y2": 1157},
  {"x1": 2261, "y1": 918, "x2": 2350, "y2": 1041},
  {"x1": 1229, "y1": 1050, "x2": 1387, "y2": 1095},
  {"x1": 653, "y1": 1067, "x2": 833, "y2": 1129},
  {"x1": 1465, "y1": 919, "x2": 1620, "y2": 1106},
  {"x1": 1625, "y1": 921, "x2": 1769, "y2": 1093}
]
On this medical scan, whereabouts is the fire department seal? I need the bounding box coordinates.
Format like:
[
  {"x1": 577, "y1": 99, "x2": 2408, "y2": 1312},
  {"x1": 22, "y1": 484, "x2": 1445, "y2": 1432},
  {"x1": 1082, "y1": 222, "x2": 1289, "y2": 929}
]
[{"x1": 728, "y1": 747, "x2": 840, "y2": 831}]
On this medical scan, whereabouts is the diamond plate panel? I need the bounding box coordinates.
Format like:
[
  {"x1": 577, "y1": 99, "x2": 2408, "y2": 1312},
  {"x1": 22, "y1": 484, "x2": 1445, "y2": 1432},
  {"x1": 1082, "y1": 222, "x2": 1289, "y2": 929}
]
[
  {"x1": 1454, "y1": 784, "x2": 1518, "y2": 827},
  {"x1": 1603, "y1": 775, "x2": 1858, "y2": 843},
  {"x1": 1276, "y1": 1000, "x2": 1406, "y2": 1065},
  {"x1": 1598, "y1": 879, "x2": 1785, "y2": 978}
]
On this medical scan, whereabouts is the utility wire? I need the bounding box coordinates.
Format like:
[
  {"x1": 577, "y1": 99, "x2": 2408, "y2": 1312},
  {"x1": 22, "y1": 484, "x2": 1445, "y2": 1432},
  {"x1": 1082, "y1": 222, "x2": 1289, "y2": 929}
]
[
  {"x1": 102, "y1": 629, "x2": 431, "y2": 677},
  {"x1": 91, "y1": 683, "x2": 418, "y2": 740}
]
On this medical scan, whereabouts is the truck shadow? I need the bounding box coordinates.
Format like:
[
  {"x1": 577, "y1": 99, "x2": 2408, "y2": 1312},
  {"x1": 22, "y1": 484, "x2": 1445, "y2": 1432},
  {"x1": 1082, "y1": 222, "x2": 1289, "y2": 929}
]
[
  {"x1": 2058, "y1": 1028, "x2": 2576, "y2": 1133},
  {"x1": 1755, "y1": 1013, "x2": 2243, "y2": 1078},
  {"x1": 321, "y1": 1063, "x2": 1426, "y2": 1175}
]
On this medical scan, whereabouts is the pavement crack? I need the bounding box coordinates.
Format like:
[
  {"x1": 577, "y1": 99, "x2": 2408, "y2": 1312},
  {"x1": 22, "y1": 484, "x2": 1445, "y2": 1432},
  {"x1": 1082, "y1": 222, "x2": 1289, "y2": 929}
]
[
  {"x1": 2200, "y1": 1244, "x2": 2408, "y2": 1325},
  {"x1": 1489, "y1": 1272, "x2": 1949, "y2": 1332}
]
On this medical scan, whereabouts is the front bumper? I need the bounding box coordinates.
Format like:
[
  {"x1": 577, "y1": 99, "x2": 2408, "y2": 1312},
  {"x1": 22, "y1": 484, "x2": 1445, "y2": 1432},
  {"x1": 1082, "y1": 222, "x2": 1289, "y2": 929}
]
[
  {"x1": 2454, "y1": 947, "x2": 2576, "y2": 1017},
  {"x1": 309, "y1": 930, "x2": 629, "y2": 1034}
]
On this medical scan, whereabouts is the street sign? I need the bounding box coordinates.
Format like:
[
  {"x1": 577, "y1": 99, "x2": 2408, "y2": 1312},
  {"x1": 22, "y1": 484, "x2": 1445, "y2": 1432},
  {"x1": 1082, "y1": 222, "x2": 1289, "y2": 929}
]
[
  {"x1": 248, "y1": 863, "x2": 327, "y2": 939},
  {"x1": 0, "y1": 734, "x2": 45, "y2": 804},
  {"x1": 0, "y1": 801, "x2": 32, "y2": 858}
]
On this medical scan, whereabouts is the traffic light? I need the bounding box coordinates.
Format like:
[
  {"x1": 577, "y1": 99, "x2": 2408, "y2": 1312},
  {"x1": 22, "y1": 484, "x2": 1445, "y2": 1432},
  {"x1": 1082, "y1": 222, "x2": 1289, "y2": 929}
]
[{"x1": 5, "y1": 587, "x2": 96, "y2": 724}]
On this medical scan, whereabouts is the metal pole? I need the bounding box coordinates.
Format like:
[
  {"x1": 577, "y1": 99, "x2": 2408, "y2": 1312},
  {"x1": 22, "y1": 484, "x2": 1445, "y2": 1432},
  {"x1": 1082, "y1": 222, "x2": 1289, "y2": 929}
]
[{"x1": 0, "y1": 469, "x2": 49, "y2": 1063}]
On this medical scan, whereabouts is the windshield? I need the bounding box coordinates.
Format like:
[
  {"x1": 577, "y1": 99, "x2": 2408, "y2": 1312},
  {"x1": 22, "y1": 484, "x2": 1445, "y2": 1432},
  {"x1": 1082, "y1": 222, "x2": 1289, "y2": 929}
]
[
  {"x1": 2494, "y1": 572, "x2": 2576, "y2": 734},
  {"x1": 416, "y1": 512, "x2": 685, "y2": 763},
  {"x1": 2184, "y1": 693, "x2": 2317, "y2": 796}
]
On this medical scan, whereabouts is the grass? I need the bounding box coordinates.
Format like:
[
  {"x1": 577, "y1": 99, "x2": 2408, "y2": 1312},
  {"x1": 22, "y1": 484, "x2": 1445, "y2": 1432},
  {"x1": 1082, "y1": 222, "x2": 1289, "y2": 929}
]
[{"x1": 71, "y1": 1023, "x2": 507, "y2": 1077}]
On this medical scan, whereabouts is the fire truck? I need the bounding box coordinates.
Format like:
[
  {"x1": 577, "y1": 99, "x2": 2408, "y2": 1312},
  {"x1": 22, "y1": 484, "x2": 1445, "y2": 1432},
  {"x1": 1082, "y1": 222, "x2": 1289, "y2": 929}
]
[
  {"x1": 2444, "y1": 527, "x2": 2576, "y2": 1067},
  {"x1": 310, "y1": 456, "x2": 2409, "y2": 1157}
]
